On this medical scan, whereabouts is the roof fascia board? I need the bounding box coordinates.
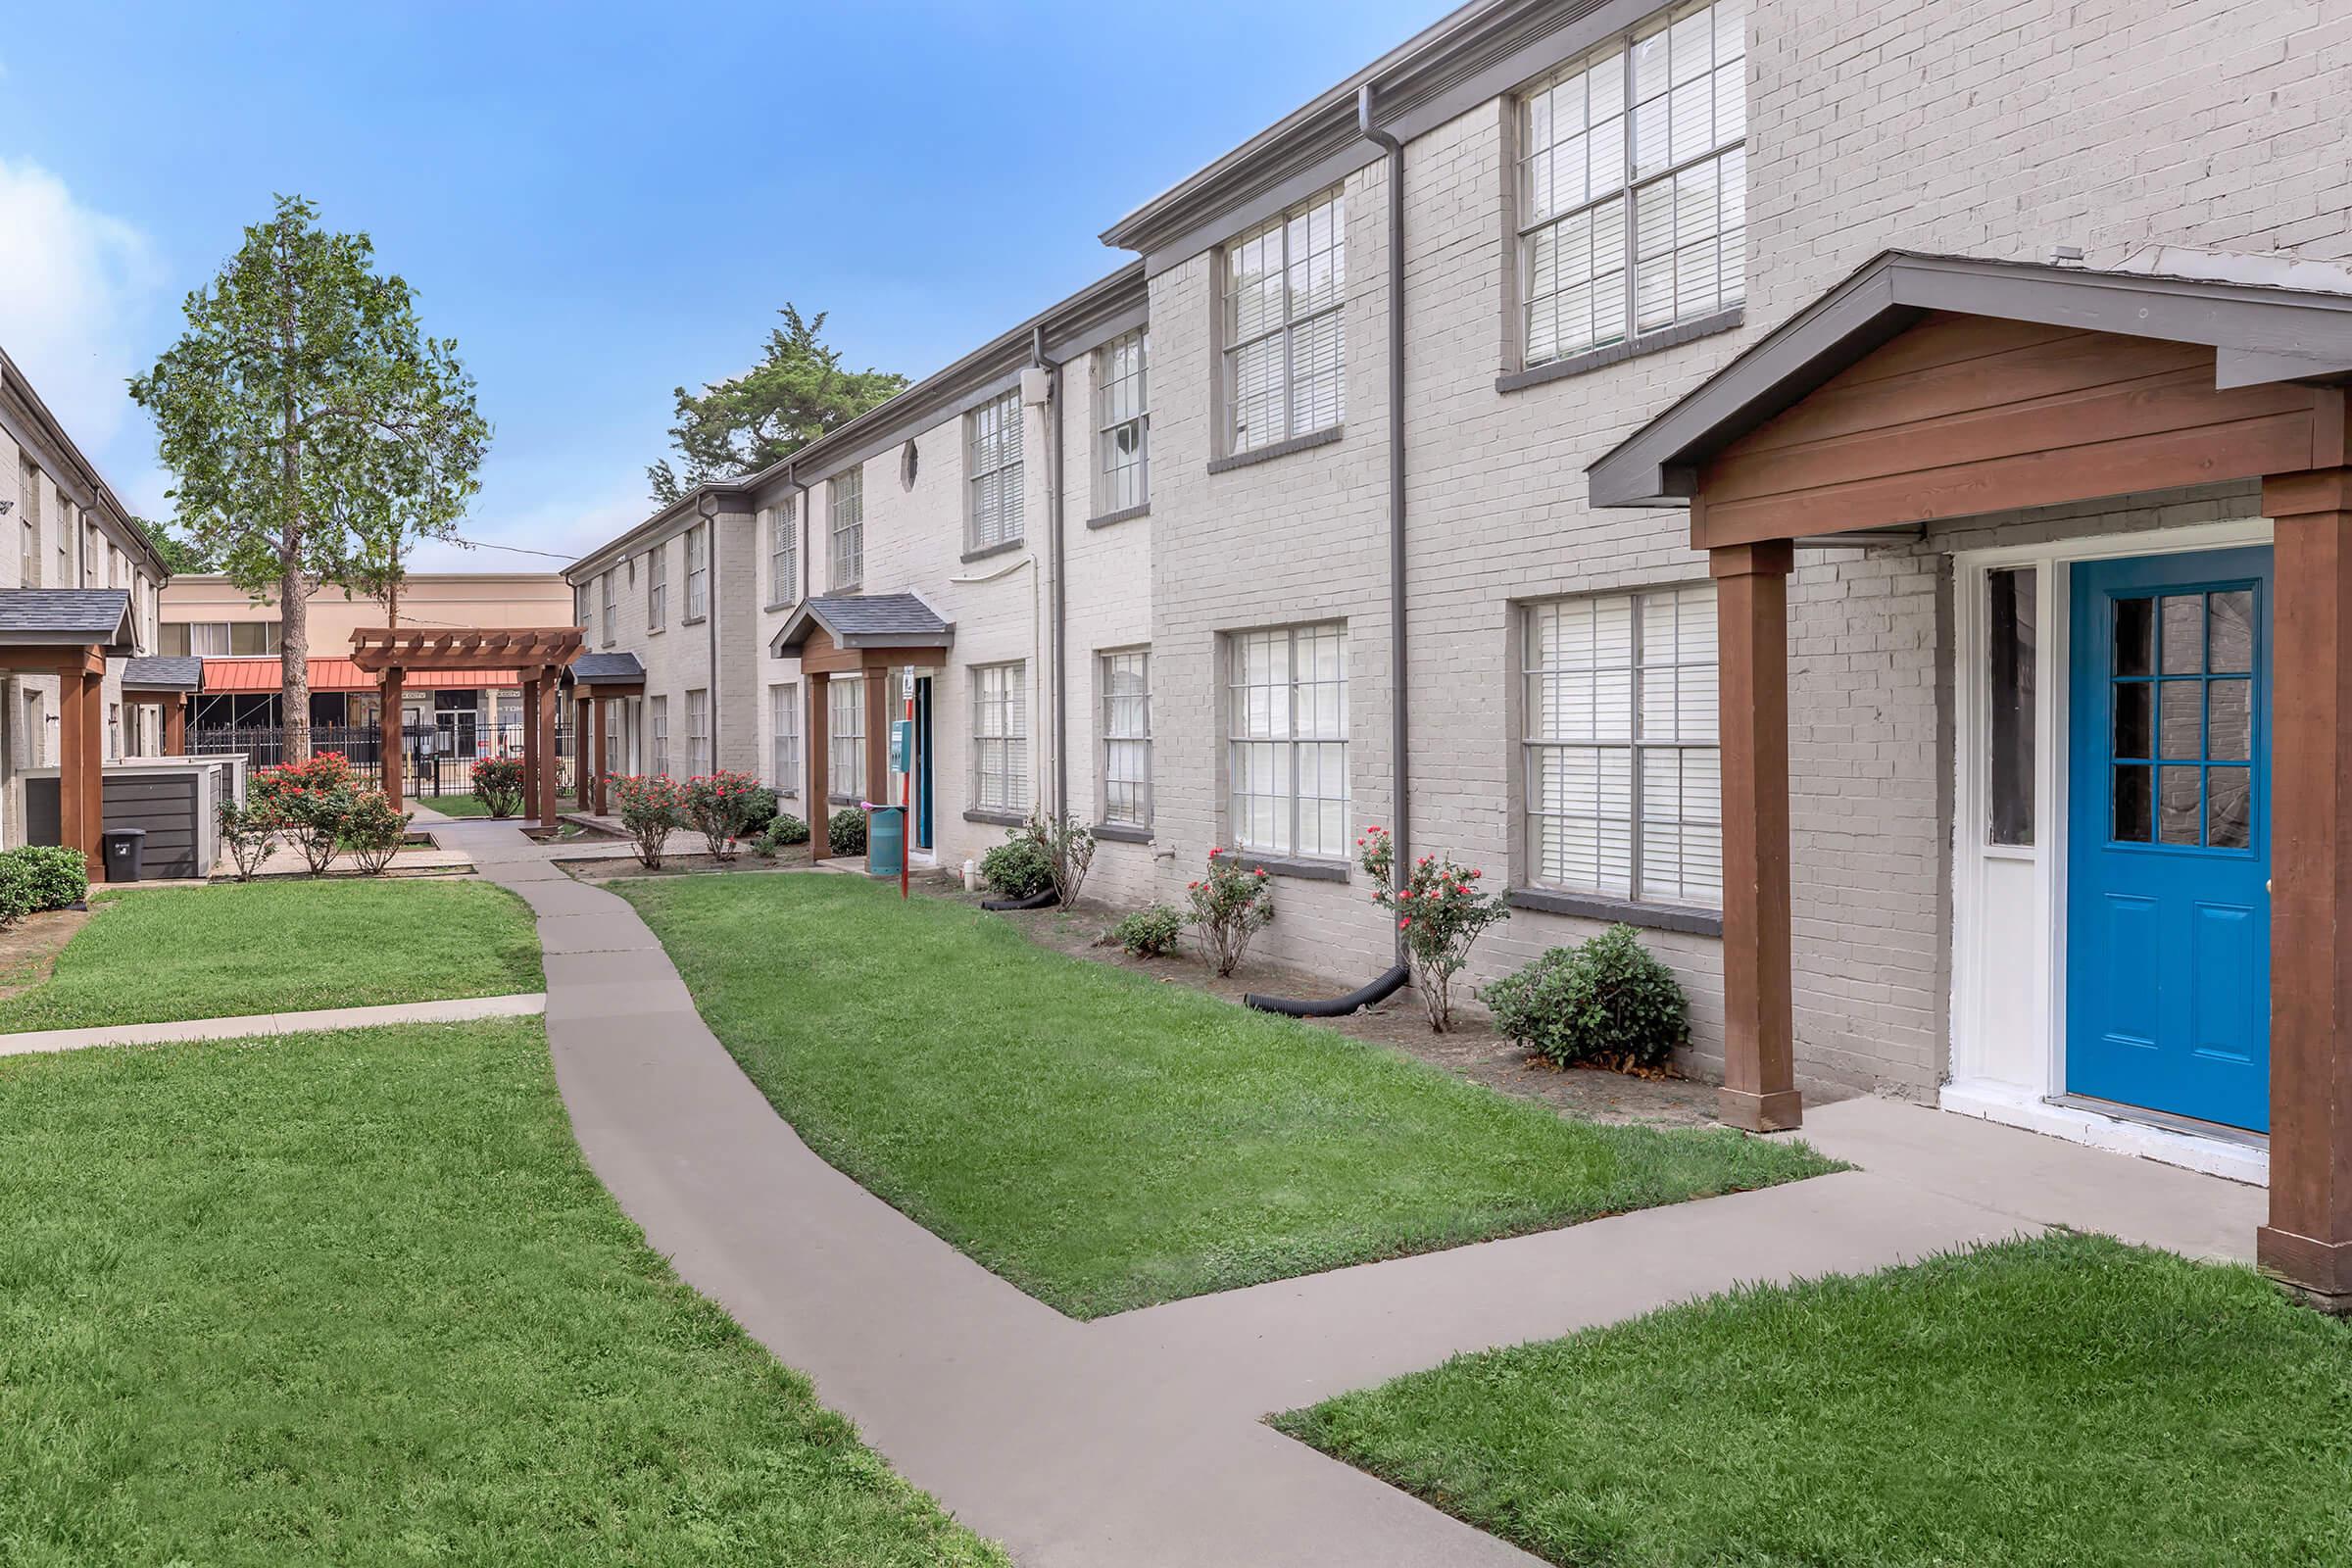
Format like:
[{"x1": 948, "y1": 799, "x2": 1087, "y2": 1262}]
[
  {"x1": 1892, "y1": 253, "x2": 2352, "y2": 358},
  {"x1": 773, "y1": 367, "x2": 1027, "y2": 496},
  {"x1": 1141, "y1": 142, "x2": 1383, "y2": 280}
]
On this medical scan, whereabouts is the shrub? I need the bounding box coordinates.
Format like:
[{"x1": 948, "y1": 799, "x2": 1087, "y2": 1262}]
[
  {"x1": 218, "y1": 794, "x2": 278, "y2": 881},
  {"x1": 1109, "y1": 904, "x2": 1185, "y2": 958},
  {"x1": 752, "y1": 813, "x2": 809, "y2": 858},
  {"x1": 609, "y1": 774, "x2": 686, "y2": 869},
  {"x1": 827, "y1": 807, "x2": 866, "y2": 858},
  {"x1": 1028, "y1": 812, "x2": 1098, "y2": 906},
  {"x1": 0, "y1": 860, "x2": 35, "y2": 929},
  {"x1": 979, "y1": 830, "x2": 1054, "y2": 901},
  {"x1": 1481, "y1": 924, "x2": 1690, "y2": 1072},
  {"x1": 683, "y1": 770, "x2": 763, "y2": 859},
  {"x1": 739, "y1": 786, "x2": 780, "y2": 837},
  {"x1": 1358, "y1": 826, "x2": 1509, "y2": 1032},
  {"x1": 470, "y1": 756, "x2": 525, "y2": 818},
  {"x1": 252, "y1": 754, "x2": 363, "y2": 875},
  {"x1": 10, "y1": 845, "x2": 90, "y2": 910},
  {"x1": 1186, "y1": 850, "x2": 1275, "y2": 977},
  {"x1": 339, "y1": 790, "x2": 412, "y2": 876}
]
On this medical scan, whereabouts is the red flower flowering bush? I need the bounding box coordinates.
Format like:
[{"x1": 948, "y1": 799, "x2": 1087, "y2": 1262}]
[
  {"x1": 682, "y1": 770, "x2": 762, "y2": 859},
  {"x1": 609, "y1": 773, "x2": 686, "y2": 868},
  {"x1": 1358, "y1": 825, "x2": 1509, "y2": 1032},
  {"x1": 1186, "y1": 850, "x2": 1274, "y2": 976},
  {"x1": 470, "y1": 755, "x2": 525, "y2": 818},
  {"x1": 251, "y1": 753, "x2": 365, "y2": 875}
]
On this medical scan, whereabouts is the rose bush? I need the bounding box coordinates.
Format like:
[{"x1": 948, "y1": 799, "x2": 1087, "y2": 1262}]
[
  {"x1": 1185, "y1": 850, "x2": 1274, "y2": 977},
  {"x1": 1358, "y1": 825, "x2": 1509, "y2": 1032},
  {"x1": 470, "y1": 756, "x2": 525, "y2": 818},
  {"x1": 683, "y1": 770, "x2": 763, "y2": 859},
  {"x1": 610, "y1": 773, "x2": 686, "y2": 868}
]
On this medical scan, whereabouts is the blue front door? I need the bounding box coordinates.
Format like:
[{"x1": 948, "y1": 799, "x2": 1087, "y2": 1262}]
[{"x1": 2065, "y1": 548, "x2": 2271, "y2": 1131}]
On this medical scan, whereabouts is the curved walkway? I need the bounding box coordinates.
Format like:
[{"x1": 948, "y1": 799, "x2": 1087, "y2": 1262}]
[{"x1": 440, "y1": 815, "x2": 2253, "y2": 1567}]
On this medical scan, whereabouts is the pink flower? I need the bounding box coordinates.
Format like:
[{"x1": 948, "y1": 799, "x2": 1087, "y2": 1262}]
[
  {"x1": 1470, "y1": 868, "x2": 1483, "y2": 879},
  {"x1": 1397, "y1": 917, "x2": 1413, "y2": 930},
  {"x1": 1253, "y1": 867, "x2": 1267, "y2": 878}
]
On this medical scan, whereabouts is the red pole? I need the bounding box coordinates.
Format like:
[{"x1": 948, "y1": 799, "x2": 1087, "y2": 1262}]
[{"x1": 900, "y1": 675, "x2": 913, "y2": 900}]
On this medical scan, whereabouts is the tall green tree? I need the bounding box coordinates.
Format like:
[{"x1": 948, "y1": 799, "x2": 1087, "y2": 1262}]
[
  {"x1": 132, "y1": 194, "x2": 489, "y2": 760},
  {"x1": 648, "y1": 304, "x2": 905, "y2": 503},
  {"x1": 136, "y1": 520, "x2": 216, "y2": 577}
]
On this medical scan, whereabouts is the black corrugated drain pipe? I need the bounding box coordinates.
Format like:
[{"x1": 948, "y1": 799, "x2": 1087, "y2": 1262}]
[
  {"x1": 981, "y1": 889, "x2": 1058, "y2": 912},
  {"x1": 1247, "y1": 82, "x2": 1411, "y2": 1022}
]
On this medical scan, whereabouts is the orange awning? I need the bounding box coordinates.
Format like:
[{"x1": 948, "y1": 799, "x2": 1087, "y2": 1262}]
[{"x1": 200, "y1": 658, "x2": 521, "y2": 694}]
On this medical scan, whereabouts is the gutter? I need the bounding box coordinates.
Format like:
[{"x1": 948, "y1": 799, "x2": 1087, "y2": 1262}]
[{"x1": 1032, "y1": 325, "x2": 1069, "y2": 820}]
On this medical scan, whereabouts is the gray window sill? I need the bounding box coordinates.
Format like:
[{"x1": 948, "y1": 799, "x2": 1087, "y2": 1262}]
[
  {"x1": 1211, "y1": 849, "x2": 1348, "y2": 884},
  {"x1": 1086, "y1": 504, "x2": 1151, "y2": 531},
  {"x1": 1505, "y1": 885, "x2": 1723, "y2": 937},
  {"x1": 963, "y1": 808, "x2": 1028, "y2": 827},
  {"x1": 1206, "y1": 424, "x2": 1342, "y2": 475},
  {"x1": 1495, "y1": 308, "x2": 1744, "y2": 395},
  {"x1": 831, "y1": 582, "x2": 863, "y2": 596},
  {"x1": 960, "y1": 539, "x2": 1025, "y2": 565},
  {"x1": 763, "y1": 599, "x2": 800, "y2": 615},
  {"x1": 648, "y1": 624, "x2": 665, "y2": 635},
  {"x1": 1093, "y1": 822, "x2": 1152, "y2": 845},
  {"x1": 680, "y1": 614, "x2": 707, "y2": 628},
  {"x1": 829, "y1": 793, "x2": 860, "y2": 807}
]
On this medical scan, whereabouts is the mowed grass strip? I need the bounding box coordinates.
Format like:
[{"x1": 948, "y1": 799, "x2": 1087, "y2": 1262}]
[
  {"x1": 0, "y1": 1018, "x2": 1007, "y2": 1568},
  {"x1": 0, "y1": 877, "x2": 544, "y2": 1033},
  {"x1": 419, "y1": 791, "x2": 578, "y2": 819},
  {"x1": 618, "y1": 873, "x2": 1836, "y2": 1317},
  {"x1": 1276, "y1": 1233, "x2": 2352, "y2": 1568}
]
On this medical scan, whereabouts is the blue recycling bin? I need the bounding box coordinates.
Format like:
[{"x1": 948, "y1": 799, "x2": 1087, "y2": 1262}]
[{"x1": 866, "y1": 806, "x2": 906, "y2": 879}]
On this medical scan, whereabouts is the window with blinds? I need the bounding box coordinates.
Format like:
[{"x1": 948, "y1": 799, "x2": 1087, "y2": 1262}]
[
  {"x1": 685, "y1": 525, "x2": 710, "y2": 620},
  {"x1": 1517, "y1": 0, "x2": 1745, "y2": 368},
  {"x1": 768, "y1": 499, "x2": 799, "y2": 606},
  {"x1": 1100, "y1": 650, "x2": 1152, "y2": 827},
  {"x1": 1223, "y1": 189, "x2": 1345, "y2": 455},
  {"x1": 829, "y1": 676, "x2": 865, "y2": 800},
  {"x1": 685, "y1": 688, "x2": 710, "y2": 776},
  {"x1": 970, "y1": 662, "x2": 1029, "y2": 813},
  {"x1": 1228, "y1": 624, "x2": 1348, "y2": 858},
  {"x1": 650, "y1": 696, "x2": 669, "y2": 775},
  {"x1": 832, "y1": 469, "x2": 864, "y2": 591},
  {"x1": 1523, "y1": 587, "x2": 1722, "y2": 906},
  {"x1": 770, "y1": 683, "x2": 800, "y2": 794},
  {"x1": 600, "y1": 572, "x2": 615, "y2": 648},
  {"x1": 648, "y1": 544, "x2": 667, "y2": 630},
  {"x1": 967, "y1": 390, "x2": 1024, "y2": 551},
  {"x1": 1095, "y1": 330, "x2": 1150, "y2": 514}
]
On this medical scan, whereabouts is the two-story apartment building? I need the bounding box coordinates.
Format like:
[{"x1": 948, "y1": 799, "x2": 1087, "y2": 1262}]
[{"x1": 571, "y1": 0, "x2": 2352, "y2": 1298}]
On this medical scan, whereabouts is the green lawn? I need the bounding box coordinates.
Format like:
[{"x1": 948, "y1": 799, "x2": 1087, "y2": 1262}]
[
  {"x1": 617, "y1": 873, "x2": 1836, "y2": 1317},
  {"x1": 0, "y1": 878, "x2": 543, "y2": 1033},
  {"x1": 1276, "y1": 1234, "x2": 2352, "y2": 1567},
  {"x1": 0, "y1": 1018, "x2": 1004, "y2": 1567},
  {"x1": 420, "y1": 790, "x2": 579, "y2": 819}
]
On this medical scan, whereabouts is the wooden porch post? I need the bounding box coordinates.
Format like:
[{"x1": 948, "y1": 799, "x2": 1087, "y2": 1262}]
[
  {"x1": 592, "y1": 697, "x2": 610, "y2": 814},
  {"x1": 864, "y1": 667, "x2": 889, "y2": 814},
  {"x1": 808, "y1": 673, "x2": 829, "y2": 861},
  {"x1": 165, "y1": 694, "x2": 186, "y2": 756},
  {"x1": 519, "y1": 674, "x2": 540, "y2": 817},
  {"x1": 77, "y1": 670, "x2": 104, "y2": 871},
  {"x1": 56, "y1": 663, "x2": 88, "y2": 873},
  {"x1": 536, "y1": 667, "x2": 560, "y2": 826},
  {"x1": 381, "y1": 666, "x2": 406, "y2": 811},
  {"x1": 2259, "y1": 468, "x2": 2352, "y2": 1306},
  {"x1": 1712, "y1": 540, "x2": 1800, "y2": 1131}
]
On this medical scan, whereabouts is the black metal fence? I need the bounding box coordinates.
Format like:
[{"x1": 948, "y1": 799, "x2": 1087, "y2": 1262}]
[{"x1": 190, "y1": 719, "x2": 574, "y2": 798}]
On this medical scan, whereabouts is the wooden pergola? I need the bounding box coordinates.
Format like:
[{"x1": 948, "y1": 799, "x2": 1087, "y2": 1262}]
[{"x1": 349, "y1": 626, "x2": 584, "y2": 821}]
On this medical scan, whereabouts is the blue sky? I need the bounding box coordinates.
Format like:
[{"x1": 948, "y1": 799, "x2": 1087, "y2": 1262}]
[{"x1": 0, "y1": 1, "x2": 1443, "y2": 570}]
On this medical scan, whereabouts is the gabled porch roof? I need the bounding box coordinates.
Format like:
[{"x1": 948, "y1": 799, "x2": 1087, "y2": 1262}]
[
  {"x1": 770, "y1": 593, "x2": 955, "y2": 658},
  {"x1": 0, "y1": 588, "x2": 137, "y2": 655}
]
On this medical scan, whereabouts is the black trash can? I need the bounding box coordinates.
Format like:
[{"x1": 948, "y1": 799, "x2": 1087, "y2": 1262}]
[{"x1": 102, "y1": 827, "x2": 147, "y2": 883}]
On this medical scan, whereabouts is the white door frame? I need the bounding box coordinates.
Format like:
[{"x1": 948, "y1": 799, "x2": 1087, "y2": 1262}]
[{"x1": 1946, "y1": 517, "x2": 2274, "y2": 1182}]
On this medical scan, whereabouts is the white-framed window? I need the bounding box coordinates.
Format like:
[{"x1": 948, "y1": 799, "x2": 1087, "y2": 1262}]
[
  {"x1": 828, "y1": 676, "x2": 865, "y2": 800},
  {"x1": 161, "y1": 621, "x2": 280, "y2": 658},
  {"x1": 107, "y1": 702, "x2": 121, "y2": 762},
  {"x1": 768, "y1": 499, "x2": 799, "y2": 606},
  {"x1": 770, "y1": 682, "x2": 800, "y2": 794},
  {"x1": 1223, "y1": 187, "x2": 1345, "y2": 455},
  {"x1": 1228, "y1": 623, "x2": 1348, "y2": 858},
  {"x1": 600, "y1": 571, "x2": 615, "y2": 648},
  {"x1": 650, "y1": 695, "x2": 670, "y2": 775},
  {"x1": 685, "y1": 688, "x2": 710, "y2": 776},
  {"x1": 18, "y1": 456, "x2": 39, "y2": 587},
  {"x1": 1517, "y1": 0, "x2": 1746, "y2": 368},
  {"x1": 831, "y1": 469, "x2": 863, "y2": 591},
  {"x1": 1523, "y1": 587, "x2": 1721, "y2": 906},
  {"x1": 966, "y1": 389, "x2": 1024, "y2": 551},
  {"x1": 648, "y1": 543, "x2": 667, "y2": 630},
  {"x1": 1095, "y1": 329, "x2": 1149, "y2": 514},
  {"x1": 82, "y1": 520, "x2": 98, "y2": 585},
  {"x1": 1100, "y1": 649, "x2": 1151, "y2": 828},
  {"x1": 685, "y1": 524, "x2": 710, "y2": 620},
  {"x1": 970, "y1": 662, "x2": 1028, "y2": 813}
]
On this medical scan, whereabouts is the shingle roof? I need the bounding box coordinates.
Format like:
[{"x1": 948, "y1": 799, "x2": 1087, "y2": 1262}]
[
  {"x1": 568, "y1": 653, "x2": 646, "y2": 681},
  {"x1": 0, "y1": 588, "x2": 135, "y2": 649},
  {"x1": 121, "y1": 656, "x2": 204, "y2": 691},
  {"x1": 772, "y1": 593, "x2": 955, "y2": 656}
]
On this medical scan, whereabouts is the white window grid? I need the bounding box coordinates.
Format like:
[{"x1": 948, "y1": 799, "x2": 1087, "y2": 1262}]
[
  {"x1": 685, "y1": 524, "x2": 710, "y2": 620},
  {"x1": 648, "y1": 544, "x2": 666, "y2": 630},
  {"x1": 1224, "y1": 188, "x2": 1346, "y2": 455},
  {"x1": 828, "y1": 676, "x2": 865, "y2": 800},
  {"x1": 1227, "y1": 623, "x2": 1348, "y2": 858},
  {"x1": 970, "y1": 662, "x2": 1029, "y2": 813},
  {"x1": 967, "y1": 390, "x2": 1025, "y2": 551},
  {"x1": 1100, "y1": 650, "x2": 1152, "y2": 827},
  {"x1": 1095, "y1": 330, "x2": 1150, "y2": 514},
  {"x1": 769, "y1": 500, "x2": 799, "y2": 605},
  {"x1": 1517, "y1": 0, "x2": 1745, "y2": 368},
  {"x1": 1523, "y1": 586, "x2": 1722, "y2": 906},
  {"x1": 600, "y1": 572, "x2": 615, "y2": 648},
  {"x1": 650, "y1": 695, "x2": 669, "y2": 776},
  {"x1": 832, "y1": 469, "x2": 863, "y2": 591},
  {"x1": 685, "y1": 688, "x2": 710, "y2": 776},
  {"x1": 770, "y1": 683, "x2": 800, "y2": 793}
]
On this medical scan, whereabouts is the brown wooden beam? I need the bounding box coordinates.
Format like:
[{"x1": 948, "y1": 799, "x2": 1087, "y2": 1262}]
[
  {"x1": 808, "y1": 673, "x2": 829, "y2": 861},
  {"x1": 536, "y1": 667, "x2": 560, "y2": 826},
  {"x1": 165, "y1": 694, "x2": 186, "y2": 756},
  {"x1": 0, "y1": 646, "x2": 106, "y2": 675},
  {"x1": 591, "y1": 696, "x2": 609, "y2": 815},
  {"x1": 2260, "y1": 467, "x2": 2352, "y2": 1308},
  {"x1": 380, "y1": 667, "x2": 406, "y2": 810},
  {"x1": 520, "y1": 674, "x2": 540, "y2": 817},
  {"x1": 863, "y1": 669, "x2": 890, "y2": 822},
  {"x1": 56, "y1": 666, "x2": 87, "y2": 873},
  {"x1": 1712, "y1": 540, "x2": 1800, "y2": 1131}
]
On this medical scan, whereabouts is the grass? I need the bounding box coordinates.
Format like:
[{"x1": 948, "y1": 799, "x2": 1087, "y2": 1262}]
[
  {"x1": 616, "y1": 872, "x2": 1837, "y2": 1317},
  {"x1": 0, "y1": 1018, "x2": 1006, "y2": 1567},
  {"x1": 416, "y1": 790, "x2": 579, "y2": 819},
  {"x1": 1275, "y1": 1233, "x2": 2352, "y2": 1567},
  {"x1": 0, "y1": 878, "x2": 543, "y2": 1033}
]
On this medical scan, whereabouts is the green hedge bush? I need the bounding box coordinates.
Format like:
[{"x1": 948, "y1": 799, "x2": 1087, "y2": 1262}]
[
  {"x1": 0, "y1": 844, "x2": 91, "y2": 927},
  {"x1": 827, "y1": 808, "x2": 866, "y2": 858},
  {"x1": 979, "y1": 833, "x2": 1054, "y2": 900},
  {"x1": 1109, "y1": 904, "x2": 1185, "y2": 957},
  {"x1": 1480, "y1": 923, "x2": 1689, "y2": 1071}
]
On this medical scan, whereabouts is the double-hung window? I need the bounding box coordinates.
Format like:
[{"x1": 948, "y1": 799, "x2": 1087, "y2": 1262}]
[
  {"x1": 831, "y1": 469, "x2": 863, "y2": 591},
  {"x1": 1095, "y1": 330, "x2": 1149, "y2": 514},
  {"x1": 1100, "y1": 650, "x2": 1152, "y2": 828},
  {"x1": 685, "y1": 688, "x2": 710, "y2": 776},
  {"x1": 1517, "y1": 0, "x2": 1745, "y2": 368},
  {"x1": 600, "y1": 572, "x2": 615, "y2": 648},
  {"x1": 685, "y1": 524, "x2": 710, "y2": 620},
  {"x1": 1523, "y1": 587, "x2": 1721, "y2": 906},
  {"x1": 650, "y1": 696, "x2": 670, "y2": 775},
  {"x1": 770, "y1": 683, "x2": 800, "y2": 794},
  {"x1": 1223, "y1": 188, "x2": 1345, "y2": 455},
  {"x1": 768, "y1": 500, "x2": 799, "y2": 605},
  {"x1": 1228, "y1": 623, "x2": 1348, "y2": 858},
  {"x1": 828, "y1": 676, "x2": 865, "y2": 800},
  {"x1": 648, "y1": 544, "x2": 667, "y2": 630},
  {"x1": 970, "y1": 662, "x2": 1028, "y2": 813},
  {"x1": 19, "y1": 457, "x2": 39, "y2": 587},
  {"x1": 966, "y1": 390, "x2": 1024, "y2": 551}
]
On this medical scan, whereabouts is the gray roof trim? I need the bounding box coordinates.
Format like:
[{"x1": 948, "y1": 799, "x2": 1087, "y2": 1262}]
[
  {"x1": 121, "y1": 655, "x2": 204, "y2": 691},
  {"x1": 0, "y1": 349, "x2": 171, "y2": 580},
  {"x1": 1588, "y1": 250, "x2": 2352, "y2": 509},
  {"x1": 562, "y1": 486, "x2": 753, "y2": 582},
  {"x1": 769, "y1": 593, "x2": 955, "y2": 656},
  {"x1": 0, "y1": 588, "x2": 137, "y2": 652}
]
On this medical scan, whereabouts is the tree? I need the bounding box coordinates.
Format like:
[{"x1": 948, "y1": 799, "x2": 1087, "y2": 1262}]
[
  {"x1": 647, "y1": 304, "x2": 906, "y2": 504},
  {"x1": 131, "y1": 194, "x2": 489, "y2": 760},
  {"x1": 136, "y1": 520, "x2": 216, "y2": 577}
]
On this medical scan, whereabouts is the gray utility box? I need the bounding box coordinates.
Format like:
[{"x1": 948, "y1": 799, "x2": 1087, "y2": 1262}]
[{"x1": 24, "y1": 759, "x2": 237, "y2": 880}]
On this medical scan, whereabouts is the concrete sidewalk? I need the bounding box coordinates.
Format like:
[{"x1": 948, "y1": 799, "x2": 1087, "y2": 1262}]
[{"x1": 0, "y1": 991, "x2": 548, "y2": 1056}]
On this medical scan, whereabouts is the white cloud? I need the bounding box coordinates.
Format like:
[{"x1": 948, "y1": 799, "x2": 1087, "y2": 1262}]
[{"x1": 0, "y1": 157, "x2": 167, "y2": 504}]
